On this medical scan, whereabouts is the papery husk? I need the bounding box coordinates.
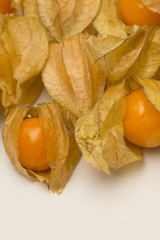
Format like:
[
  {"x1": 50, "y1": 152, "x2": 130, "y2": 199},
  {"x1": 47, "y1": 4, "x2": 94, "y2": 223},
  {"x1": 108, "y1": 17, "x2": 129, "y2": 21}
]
[
  {"x1": 11, "y1": 0, "x2": 22, "y2": 14},
  {"x1": 0, "y1": 16, "x2": 48, "y2": 113},
  {"x1": 87, "y1": 27, "x2": 160, "y2": 86},
  {"x1": 86, "y1": 34, "x2": 124, "y2": 61},
  {"x1": 75, "y1": 81, "x2": 142, "y2": 174},
  {"x1": 141, "y1": 0, "x2": 160, "y2": 14},
  {"x1": 93, "y1": 0, "x2": 139, "y2": 38},
  {"x1": 22, "y1": 0, "x2": 101, "y2": 42},
  {"x1": 130, "y1": 77, "x2": 160, "y2": 112},
  {"x1": 83, "y1": 23, "x2": 98, "y2": 37},
  {"x1": 3, "y1": 103, "x2": 81, "y2": 194},
  {"x1": 125, "y1": 27, "x2": 160, "y2": 80},
  {"x1": 42, "y1": 34, "x2": 106, "y2": 118}
]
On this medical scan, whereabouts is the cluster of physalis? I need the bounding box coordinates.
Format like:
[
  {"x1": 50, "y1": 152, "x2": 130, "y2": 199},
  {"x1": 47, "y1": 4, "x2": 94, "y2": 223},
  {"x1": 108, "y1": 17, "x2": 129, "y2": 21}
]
[{"x1": 1, "y1": 0, "x2": 160, "y2": 194}]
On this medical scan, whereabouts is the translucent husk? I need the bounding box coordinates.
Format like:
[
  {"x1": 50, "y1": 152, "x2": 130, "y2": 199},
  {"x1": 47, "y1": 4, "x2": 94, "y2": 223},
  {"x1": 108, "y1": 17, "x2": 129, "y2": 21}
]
[
  {"x1": 93, "y1": 0, "x2": 160, "y2": 39},
  {"x1": 11, "y1": 0, "x2": 22, "y2": 14},
  {"x1": 42, "y1": 34, "x2": 106, "y2": 118},
  {"x1": 130, "y1": 77, "x2": 160, "y2": 112},
  {"x1": 87, "y1": 27, "x2": 160, "y2": 87},
  {"x1": 93, "y1": 0, "x2": 139, "y2": 39},
  {"x1": 0, "y1": 15, "x2": 48, "y2": 113},
  {"x1": 2, "y1": 103, "x2": 81, "y2": 194},
  {"x1": 75, "y1": 80, "x2": 143, "y2": 174},
  {"x1": 22, "y1": 0, "x2": 101, "y2": 42}
]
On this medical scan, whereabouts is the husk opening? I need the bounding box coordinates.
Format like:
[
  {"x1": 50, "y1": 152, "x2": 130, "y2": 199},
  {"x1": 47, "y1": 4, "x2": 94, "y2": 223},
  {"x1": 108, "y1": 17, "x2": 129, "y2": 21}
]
[{"x1": 3, "y1": 103, "x2": 81, "y2": 194}]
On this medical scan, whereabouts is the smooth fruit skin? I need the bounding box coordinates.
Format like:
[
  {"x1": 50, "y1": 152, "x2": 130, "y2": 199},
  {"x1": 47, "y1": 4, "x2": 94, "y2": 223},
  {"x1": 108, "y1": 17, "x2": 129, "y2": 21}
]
[
  {"x1": 18, "y1": 118, "x2": 49, "y2": 171},
  {"x1": 119, "y1": 0, "x2": 160, "y2": 27},
  {"x1": 123, "y1": 89, "x2": 160, "y2": 148},
  {"x1": 0, "y1": 0, "x2": 12, "y2": 14}
]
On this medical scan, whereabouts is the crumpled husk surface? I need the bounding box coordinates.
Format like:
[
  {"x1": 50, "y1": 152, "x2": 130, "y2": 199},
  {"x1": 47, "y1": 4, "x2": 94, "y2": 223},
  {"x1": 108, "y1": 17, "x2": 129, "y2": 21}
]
[
  {"x1": 74, "y1": 24, "x2": 160, "y2": 174},
  {"x1": 87, "y1": 27, "x2": 160, "y2": 87},
  {"x1": 22, "y1": 0, "x2": 101, "y2": 41},
  {"x1": 75, "y1": 80, "x2": 143, "y2": 174},
  {"x1": 131, "y1": 77, "x2": 160, "y2": 112},
  {"x1": 93, "y1": 0, "x2": 139, "y2": 38},
  {"x1": 3, "y1": 102, "x2": 81, "y2": 194},
  {"x1": 0, "y1": 15, "x2": 48, "y2": 113},
  {"x1": 75, "y1": 70, "x2": 160, "y2": 174},
  {"x1": 42, "y1": 34, "x2": 106, "y2": 118},
  {"x1": 11, "y1": 0, "x2": 22, "y2": 14},
  {"x1": 93, "y1": 0, "x2": 160, "y2": 39}
]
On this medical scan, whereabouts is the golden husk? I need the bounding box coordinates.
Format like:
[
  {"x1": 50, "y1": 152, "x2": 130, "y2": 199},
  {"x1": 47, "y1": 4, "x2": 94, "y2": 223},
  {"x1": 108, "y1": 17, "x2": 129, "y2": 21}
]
[
  {"x1": 75, "y1": 24, "x2": 160, "y2": 174},
  {"x1": 87, "y1": 27, "x2": 160, "y2": 86},
  {"x1": 93, "y1": 0, "x2": 160, "y2": 38},
  {"x1": 2, "y1": 0, "x2": 160, "y2": 183},
  {"x1": 75, "y1": 76, "x2": 160, "y2": 174},
  {"x1": 75, "y1": 81, "x2": 142, "y2": 174},
  {"x1": 42, "y1": 34, "x2": 106, "y2": 118},
  {"x1": 0, "y1": 16, "x2": 48, "y2": 113},
  {"x1": 135, "y1": 77, "x2": 160, "y2": 112},
  {"x1": 93, "y1": 0, "x2": 139, "y2": 38},
  {"x1": 2, "y1": 103, "x2": 81, "y2": 194},
  {"x1": 22, "y1": 0, "x2": 101, "y2": 42},
  {"x1": 11, "y1": 0, "x2": 22, "y2": 13}
]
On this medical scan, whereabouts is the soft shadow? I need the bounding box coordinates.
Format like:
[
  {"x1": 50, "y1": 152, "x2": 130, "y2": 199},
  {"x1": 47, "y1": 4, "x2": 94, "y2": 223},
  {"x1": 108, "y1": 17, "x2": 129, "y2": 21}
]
[
  {"x1": 143, "y1": 146, "x2": 160, "y2": 159},
  {"x1": 86, "y1": 146, "x2": 160, "y2": 189},
  {"x1": 80, "y1": 157, "x2": 145, "y2": 189},
  {"x1": 114, "y1": 159, "x2": 144, "y2": 178}
]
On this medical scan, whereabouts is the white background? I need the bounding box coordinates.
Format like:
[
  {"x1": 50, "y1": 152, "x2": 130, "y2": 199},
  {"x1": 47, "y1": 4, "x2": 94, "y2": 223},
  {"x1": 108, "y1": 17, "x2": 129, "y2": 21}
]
[{"x1": 1, "y1": 88, "x2": 160, "y2": 240}]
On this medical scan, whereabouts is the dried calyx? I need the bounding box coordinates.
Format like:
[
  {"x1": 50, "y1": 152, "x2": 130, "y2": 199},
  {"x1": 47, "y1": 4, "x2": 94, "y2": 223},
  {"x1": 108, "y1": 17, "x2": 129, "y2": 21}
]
[
  {"x1": 3, "y1": 102, "x2": 81, "y2": 194},
  {"x1": 22, "y1": 0, "x2": 101, "y2": 42},
  {"x1": 0, "y1": 15, "x2": 48, "y2": 113},
  {"x1": 42, "y1": 34, "x2": 106, "y2": 118}
]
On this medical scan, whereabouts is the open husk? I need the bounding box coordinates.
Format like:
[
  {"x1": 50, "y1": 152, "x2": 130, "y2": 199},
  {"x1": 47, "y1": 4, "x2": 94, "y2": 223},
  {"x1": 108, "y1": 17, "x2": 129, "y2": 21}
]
[
  {"x1": 75, "y1": 81, "x2": 143, "y2": 174},
  {"x1": 130, "y1": 77, "x2": 160, "y2": 112},
  {"x1": 42, "y1": 34, "x2": 106, "y2": 118},
  {"x1": 0, "y1": 15, "x2": 48, "y2": 113},
  {"x1": 93, "y1": 0, "x2": 160, "y2": 39},
  {"x1": 93, "y1": 0, "x2": 139, "y2": 38},
  {"x1": 22, "y1": 0, "x2": 101, "y2": 42},
  {"x1": 2, "y1": 102, "x2": 81, "y2": 194}
]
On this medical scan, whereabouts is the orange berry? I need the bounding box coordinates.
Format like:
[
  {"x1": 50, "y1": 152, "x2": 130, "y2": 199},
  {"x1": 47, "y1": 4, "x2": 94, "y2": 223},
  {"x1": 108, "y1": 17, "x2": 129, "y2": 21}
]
[
  {"x1": 19, "y1": 118, "x2": 49, "y2": 171},
  {"x1": 119, "y1": 0, "x2": 160, "y2": 27},
  {"x1": 124, "y1": 89, "x2": 160, "y2": 148},
  {"x1": 0, "y1": 0, "x2": 12, "y2": 14}
]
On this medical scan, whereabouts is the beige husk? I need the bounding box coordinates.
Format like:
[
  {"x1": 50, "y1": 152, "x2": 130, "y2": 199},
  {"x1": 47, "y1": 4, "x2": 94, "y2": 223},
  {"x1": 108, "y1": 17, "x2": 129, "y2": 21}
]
[
  {"x1": 93, "y1": 0, "x2": 160, "y2": 38},
  {"x1": 75, "y1": 81, "x2": 142, "y2": 174},
  {"x1": 2, "y1": 103, "x2": 81, "y2": 194},
  {"x1": 135, "y1": 77, "x2": 160, "y2": 111},
  {"x1": 2, "y1": 0, "x2": 160, "y2": 184},
  {"x1": 42, "y1": 34, "x2": 106, "y2": 118},
  {"x1": 77, "y1": 25, "x2": 160, "y2": 174},
  {"x1": 11, "y1": 0, "x2": 22, "y2": 13},
  {"x1": 22, "y1": 0, "x2": 101, "y2": 41},
  {"x1": 87, "y1": 27, "x2": 160, "y2": 86},
  {"x1": 0, "y1": 16, "x2": 48, "y2": 113},
  {"x1": 126, "y1": 76, "x2": 160, "y2": 111},
  {"x1": 93, "y1": 0, "x2": 139, "y2": 38}
]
